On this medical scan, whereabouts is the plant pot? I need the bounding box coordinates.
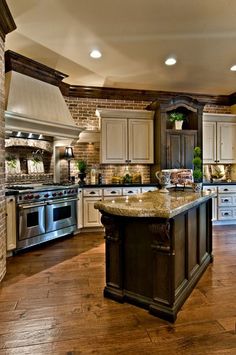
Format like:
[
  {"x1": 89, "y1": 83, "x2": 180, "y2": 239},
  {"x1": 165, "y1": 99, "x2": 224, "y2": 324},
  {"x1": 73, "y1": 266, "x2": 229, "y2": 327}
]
[
  {"x1": 78, "y1": 172, "x2": 86, "y2": 185},
  {"x1": 175, "y1": 120, "x2": 183, "y2": 130},
  {"x1": 192, "y1": 182, "x2": 202, "y2": 192}
]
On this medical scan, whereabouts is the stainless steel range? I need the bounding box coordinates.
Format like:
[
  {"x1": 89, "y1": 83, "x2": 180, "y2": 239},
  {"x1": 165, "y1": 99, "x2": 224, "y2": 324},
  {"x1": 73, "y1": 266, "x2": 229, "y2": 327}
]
[{"x1": 14, "y1": 186, "x2": 78, "y2": 250}]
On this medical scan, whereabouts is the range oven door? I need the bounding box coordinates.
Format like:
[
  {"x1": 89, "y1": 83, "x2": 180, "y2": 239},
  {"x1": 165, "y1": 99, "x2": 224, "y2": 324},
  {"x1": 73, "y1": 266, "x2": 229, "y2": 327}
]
[
  {"x1": 45, "y1": 197, "x2": 77, "y2": 233},
  {"x1": 18, "y1": 202, "x2": 46, "y2": 240}
]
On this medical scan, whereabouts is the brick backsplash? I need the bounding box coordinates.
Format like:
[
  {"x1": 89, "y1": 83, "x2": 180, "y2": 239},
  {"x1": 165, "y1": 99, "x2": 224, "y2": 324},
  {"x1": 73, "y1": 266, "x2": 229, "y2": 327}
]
[
  {"x1": 203, "y1": 104, "x2": 232, "y2": 114},
  {"x1": 61, "y1": 98, "x2": 151, "y2": 183},
  {"x1": 0, "y1": 37, "x2": 6, "y2": 282}
]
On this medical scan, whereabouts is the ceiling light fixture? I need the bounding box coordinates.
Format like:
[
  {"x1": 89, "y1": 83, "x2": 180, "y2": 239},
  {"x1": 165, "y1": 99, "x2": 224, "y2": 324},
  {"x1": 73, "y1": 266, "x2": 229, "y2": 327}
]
[
  {"x1": 165, "y1": 57, "x2": 177, "y2": 66},
  {"x1": 230, "y1": 65, "x2": 236, "y2": 71},
  {"x1": 90, "y1": 49, "x2": 102, "y2": 59}
]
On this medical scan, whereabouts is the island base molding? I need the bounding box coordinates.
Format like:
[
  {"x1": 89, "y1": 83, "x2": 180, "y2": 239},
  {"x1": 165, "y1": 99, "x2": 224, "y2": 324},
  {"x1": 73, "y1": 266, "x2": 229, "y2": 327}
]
[{"x1": 102, "y1": 199, "x2": 213, "y2": 322}]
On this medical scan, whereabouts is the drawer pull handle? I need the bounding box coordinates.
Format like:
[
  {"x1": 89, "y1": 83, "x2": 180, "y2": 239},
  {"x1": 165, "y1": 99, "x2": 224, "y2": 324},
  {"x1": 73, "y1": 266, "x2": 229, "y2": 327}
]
[
  {"x1": 223, "y1": 199, "x2": 229, "y2": 202},
  {"x1": 110, "y1": 191, "x2": 117, "y2": 194},
  {"x1": 223, "y1": 189, "x2": 229, "y2": 191},
  {"x1": 89, "y1": 191, "x2": 96, "y2": 195},
  {"x1": 127, "y1": 191, "x2": 134, "y2": 194},
  {"x1": 223, "y1": 212, "x2": 229, "y2": 216},
  {"x1": 207, "y1": 189, "x2": 211, "y2": 191}
]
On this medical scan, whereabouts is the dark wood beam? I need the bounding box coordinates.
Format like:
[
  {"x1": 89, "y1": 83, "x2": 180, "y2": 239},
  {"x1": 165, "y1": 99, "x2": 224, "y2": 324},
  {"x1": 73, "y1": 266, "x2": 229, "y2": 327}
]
[
  {"x1": 0, "y1": 0, "x2": 16, "y2": 40},
  {"x1": 5, "y1": 50, "x2": 68, "y2": 86},
  {"x1": 229, "y1": 92, "x2": 236, "y2": 105}
]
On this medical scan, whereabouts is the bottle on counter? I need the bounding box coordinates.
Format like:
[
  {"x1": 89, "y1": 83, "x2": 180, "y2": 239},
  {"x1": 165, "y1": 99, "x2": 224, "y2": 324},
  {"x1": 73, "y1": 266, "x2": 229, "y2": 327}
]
[{"x1": 90, "y1": 166, "x2": 97, "y2": 184}]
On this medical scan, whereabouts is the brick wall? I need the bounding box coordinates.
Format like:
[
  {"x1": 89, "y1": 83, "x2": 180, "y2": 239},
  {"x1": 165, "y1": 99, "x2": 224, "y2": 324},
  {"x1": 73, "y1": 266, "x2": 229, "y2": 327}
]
[
  {"x1": 0, "y1": 37, "x2": 6, "y2": 281},
  {"x1": 62, "y1": 98, "x2": 151, "y2": 183}
]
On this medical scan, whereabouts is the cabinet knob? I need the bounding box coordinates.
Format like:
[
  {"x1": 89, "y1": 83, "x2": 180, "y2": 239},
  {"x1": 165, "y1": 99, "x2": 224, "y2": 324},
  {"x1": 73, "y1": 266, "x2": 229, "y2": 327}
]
[{"x1": 223, "y1": 188, "x2": 229, "y2": 191}]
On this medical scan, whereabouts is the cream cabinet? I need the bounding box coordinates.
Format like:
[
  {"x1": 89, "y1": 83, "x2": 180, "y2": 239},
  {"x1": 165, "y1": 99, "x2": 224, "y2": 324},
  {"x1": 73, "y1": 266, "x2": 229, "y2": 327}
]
[
  {"x1": 99, "y1": 109, "x2": 154, "y2": 164},
  {"x1": 6, "y1": 196, "x2": 16, "y2": 251},
  {"x1": 202, "y1": 185, "x2": 217, "y2": 221},
  {"x1": 83, "y1": 189, "x2": 103, "y2": 228},
  {"x1": 203, "y1": 115, "x2": 236, "y2": 164}
]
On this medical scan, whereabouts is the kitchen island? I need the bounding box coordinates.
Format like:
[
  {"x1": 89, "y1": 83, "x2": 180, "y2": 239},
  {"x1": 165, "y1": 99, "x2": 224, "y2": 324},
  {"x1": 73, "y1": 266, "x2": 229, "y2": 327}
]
[{"x1": 95, "y1": 189, "x2": 215, "y2": 322}]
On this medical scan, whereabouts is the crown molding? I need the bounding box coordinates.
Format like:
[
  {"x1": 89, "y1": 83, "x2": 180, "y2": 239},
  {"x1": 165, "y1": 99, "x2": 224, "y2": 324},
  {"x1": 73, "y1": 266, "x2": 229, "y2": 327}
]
[
  {"x1": 0, "y1": 0, "x2": 16, "y2": 40},
  {"x1": 5, "y1": 50, "x2": 68, "y2": 86}
]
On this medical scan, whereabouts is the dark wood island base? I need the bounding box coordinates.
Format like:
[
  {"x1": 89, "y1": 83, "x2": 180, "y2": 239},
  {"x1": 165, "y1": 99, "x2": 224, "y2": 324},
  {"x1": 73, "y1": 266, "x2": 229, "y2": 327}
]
[{"x1": 101, "y1": 198, "x2": 213, "y2": 322}]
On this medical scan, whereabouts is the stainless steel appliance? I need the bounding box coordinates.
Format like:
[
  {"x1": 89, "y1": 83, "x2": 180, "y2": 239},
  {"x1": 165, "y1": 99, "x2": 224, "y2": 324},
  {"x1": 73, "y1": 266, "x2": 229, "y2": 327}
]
[{"x1": 14, "y1": 186, "x2": 78, "y2": 250}]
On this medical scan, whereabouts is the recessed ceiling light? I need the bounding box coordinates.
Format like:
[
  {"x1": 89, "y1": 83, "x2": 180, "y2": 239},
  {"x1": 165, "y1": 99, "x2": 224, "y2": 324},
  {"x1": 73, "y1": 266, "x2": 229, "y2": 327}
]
[
  {"x1": 230, "y1": 65, "x2": 236, "y2": 71},
  {"x1": 90, "y1": 49, "x2": 102, "y2": 59},
  {"x1": 165, "y1": 57, "x2": 177, "y2": 66}
]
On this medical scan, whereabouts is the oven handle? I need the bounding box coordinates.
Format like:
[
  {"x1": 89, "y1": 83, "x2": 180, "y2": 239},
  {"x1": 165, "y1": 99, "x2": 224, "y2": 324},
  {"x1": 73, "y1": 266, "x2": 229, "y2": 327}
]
[
  {"x1": 18, "y1": 202, "x2": 47, "y2": 209},
  {"x1": 47, "y1": 197, "x2": 78, "y2": 205}
]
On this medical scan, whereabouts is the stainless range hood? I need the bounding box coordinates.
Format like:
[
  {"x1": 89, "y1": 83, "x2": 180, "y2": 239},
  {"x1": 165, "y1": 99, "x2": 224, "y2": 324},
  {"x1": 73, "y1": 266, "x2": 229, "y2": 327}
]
[{"x1": 5, "y1": 71, "x2": 83, "y2": 139}]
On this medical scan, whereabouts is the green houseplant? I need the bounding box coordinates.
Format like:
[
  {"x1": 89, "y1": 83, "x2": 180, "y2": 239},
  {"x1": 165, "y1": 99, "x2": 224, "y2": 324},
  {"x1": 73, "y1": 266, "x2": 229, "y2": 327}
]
[
  {"x1": 76, "y1": 160, "x2": 87, "y2": 184},
  {"x1": 169, "y1": 112, "x2": 186, "y2": 130},
  {"x1": 192, "y1": 146, "x2": 203, "y2": 192}
]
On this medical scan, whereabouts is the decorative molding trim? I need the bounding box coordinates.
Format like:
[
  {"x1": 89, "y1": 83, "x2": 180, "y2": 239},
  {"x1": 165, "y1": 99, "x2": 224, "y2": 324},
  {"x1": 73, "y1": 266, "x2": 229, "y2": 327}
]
[
  {"x1": 5, "y1": 50, "x2": 68, "y2": 86},
  {"x1": 229, "y1": 92, "x2": 236, "y2": 105},
  {"x1": 0, "y1": 0, "x2": 16, "y2": 40},
  {"x1": 149, "y1": 222, "x2": 171, "y2": 252},
  {"x1": 66, "y1": 85, "x2": 231, "y2": 105},
  {"x1": 101, "y1": 214, "x2": 120, "y2": 243}
]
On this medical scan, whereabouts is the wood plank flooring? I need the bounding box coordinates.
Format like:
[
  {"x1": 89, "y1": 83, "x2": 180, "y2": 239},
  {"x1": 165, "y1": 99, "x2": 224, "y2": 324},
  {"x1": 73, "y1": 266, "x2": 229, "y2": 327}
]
[{"x1": 0, "y1": 227, "x2": 236, "y2": 354}]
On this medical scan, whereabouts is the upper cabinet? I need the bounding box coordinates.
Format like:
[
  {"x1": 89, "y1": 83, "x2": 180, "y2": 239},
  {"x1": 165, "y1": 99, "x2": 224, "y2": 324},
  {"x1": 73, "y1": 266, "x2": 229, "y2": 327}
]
[
  {"x1": 149, "y1": 96, "x2": 203, "y2": 170},
  {"x1": 98, "y1": 109, "x2": 154, "y2": 164},
  {"x1": 166, "y1": 130, "x2": 197, "y2": 169},
  {"x1": 203, "y1": 113, "x2": 236, "y2": 164}
]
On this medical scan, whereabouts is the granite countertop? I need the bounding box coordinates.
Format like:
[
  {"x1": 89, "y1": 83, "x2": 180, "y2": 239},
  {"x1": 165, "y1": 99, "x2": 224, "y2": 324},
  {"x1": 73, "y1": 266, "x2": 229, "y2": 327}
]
[
  {"x1": 203, "y1": 181, "x2": 236, "y2": 185},
  {"x1": 94, "y1": 189, "x2": 216, "y2": 219},
  {"x1": 5, "y1": 183, "x2": 158, "y2": 196}
]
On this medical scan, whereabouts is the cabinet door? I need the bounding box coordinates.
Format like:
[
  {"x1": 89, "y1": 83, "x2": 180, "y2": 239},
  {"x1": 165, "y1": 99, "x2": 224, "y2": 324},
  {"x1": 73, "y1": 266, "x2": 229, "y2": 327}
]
[
  {"x1": 166, "y1": 131, "x2": 197, "y2": 169},
  {"x1": 203, "y1": 122, "x2": 216, "y2": 163},
  {"x1": 217, "y1": 123, "x2": 236, "y2": 163},
  {"x1": 128, "y1": 119, "x2": 154, "y2": 163},
  {"x1": 6, "y1": 197, "x2": 16, "y2": 251},
  {"x1": 83, "y1": 198, "x2": 102, "y2": 227},
  {"x1": 100, "y1": 118, "x2": 127, "y2": 163}
]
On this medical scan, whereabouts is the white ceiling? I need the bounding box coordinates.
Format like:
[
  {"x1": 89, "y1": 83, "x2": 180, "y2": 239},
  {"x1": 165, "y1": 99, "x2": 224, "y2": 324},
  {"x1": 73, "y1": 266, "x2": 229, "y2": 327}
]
[{"x1": 5, "y1": 0, "x2": 236, "y2": 95}]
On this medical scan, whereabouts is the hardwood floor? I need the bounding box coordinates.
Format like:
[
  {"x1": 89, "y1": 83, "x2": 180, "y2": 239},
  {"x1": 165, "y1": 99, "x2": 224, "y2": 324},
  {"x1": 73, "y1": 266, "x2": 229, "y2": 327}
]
[{"x1": 0, "y1": 227, "x2": 236, "y2": 354}]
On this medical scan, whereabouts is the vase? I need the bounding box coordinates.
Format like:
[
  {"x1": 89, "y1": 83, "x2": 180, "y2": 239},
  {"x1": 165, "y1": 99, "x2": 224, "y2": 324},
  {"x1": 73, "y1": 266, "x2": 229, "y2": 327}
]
[
  {"x1": 192, "y1": 182, "x2": 202, "y2": 192},
  {"x1": 78, "y1": 172, "x2": 86, "y2": 185},
  {"x1": 155, "y1": 170, "x2": 171, "y2": 193},
  {"x1": 175, "y1": 120, "x2": 183, "y2": 130}
]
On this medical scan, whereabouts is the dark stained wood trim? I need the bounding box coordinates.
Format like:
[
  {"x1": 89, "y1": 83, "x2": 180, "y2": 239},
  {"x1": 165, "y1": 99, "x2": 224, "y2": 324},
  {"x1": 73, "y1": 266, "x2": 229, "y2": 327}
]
[
  {"x1": 65, "y1": 84, "x2": 230, "y2": 105},
  {"x1": 229, "y1": 92, "x2": 236, "y2": 105},
  {"x1": 5, "y1": 50, "x2": 68, "y2": 86},
  {"x1": 0, "y1": 0, "x2": 16, "y2": 40}
]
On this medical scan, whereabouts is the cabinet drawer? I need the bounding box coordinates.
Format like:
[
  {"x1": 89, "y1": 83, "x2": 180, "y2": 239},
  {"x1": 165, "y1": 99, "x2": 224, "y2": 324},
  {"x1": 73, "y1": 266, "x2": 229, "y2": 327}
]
[
  {"x1": 103, "y1": 188, "x2": 122, "y2": 196},
  {"x1": 83, "y1": 188, "x2": 103, "y2": 197},
  {"x1": 218, "y1": 195, "x2": 234, "y2": 206},
  {"x1": 202, "y1": 186, "x2": 217, "y2": 193},
  {"x1": 141, "y1": 186, "x2": 158, "y2": 193},
  {"x1": 218, "y1": 185, "x2": 236, "y2": 193},
  {"x1": 218, "y1": 208, "x2": 235, "y2": 220},
  {"x1": 123, "y1": 187, "x2": 141, "y2": 196}
]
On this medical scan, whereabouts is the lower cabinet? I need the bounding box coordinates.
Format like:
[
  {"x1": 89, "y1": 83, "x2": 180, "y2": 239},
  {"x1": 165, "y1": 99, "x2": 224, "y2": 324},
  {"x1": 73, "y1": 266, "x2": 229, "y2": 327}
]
[
  {"x1": 79, "y1": 186, "x2": 158, "y2": 230},
  {"x1": 83, "y1": 197, "x2": 103, "y2": 227},
  {"x1": 202, "y1": 185, "x2": 217, "y2": 221},
  {"x1": 217, "y1": 185, "x2": 236, "y2": 221},
  {"x1": 6, "y1": 196, "x2": 17, "y2": 251}
]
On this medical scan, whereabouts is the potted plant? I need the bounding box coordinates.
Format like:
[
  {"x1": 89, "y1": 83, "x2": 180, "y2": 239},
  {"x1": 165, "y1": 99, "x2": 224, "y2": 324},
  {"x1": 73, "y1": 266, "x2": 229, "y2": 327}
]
[
  {"x1": 192, "y1": 146, "x2": 203, "y2": 192},
  {"x1": 169, "y1": 112, "x2": 186, "y2": 130},
  {"x1": 77, "y1": 160, "x2": 87, "y2": 184}
]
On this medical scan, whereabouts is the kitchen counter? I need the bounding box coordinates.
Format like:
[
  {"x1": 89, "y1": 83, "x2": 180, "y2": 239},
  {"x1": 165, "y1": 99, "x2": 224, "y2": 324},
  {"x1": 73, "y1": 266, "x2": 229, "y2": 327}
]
[
  {"x1": 94, "y1": 189, "x2": 215, "y2": 219},
  {"x1": 203, "y1": 181, "x2": 236, "y2": 185},
  {"x1": 5, "y1": 183, "x2": 158, "y2": 196},
  {"x1": 97, "y1": 188, "x2": 213, "y2": 322}
]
